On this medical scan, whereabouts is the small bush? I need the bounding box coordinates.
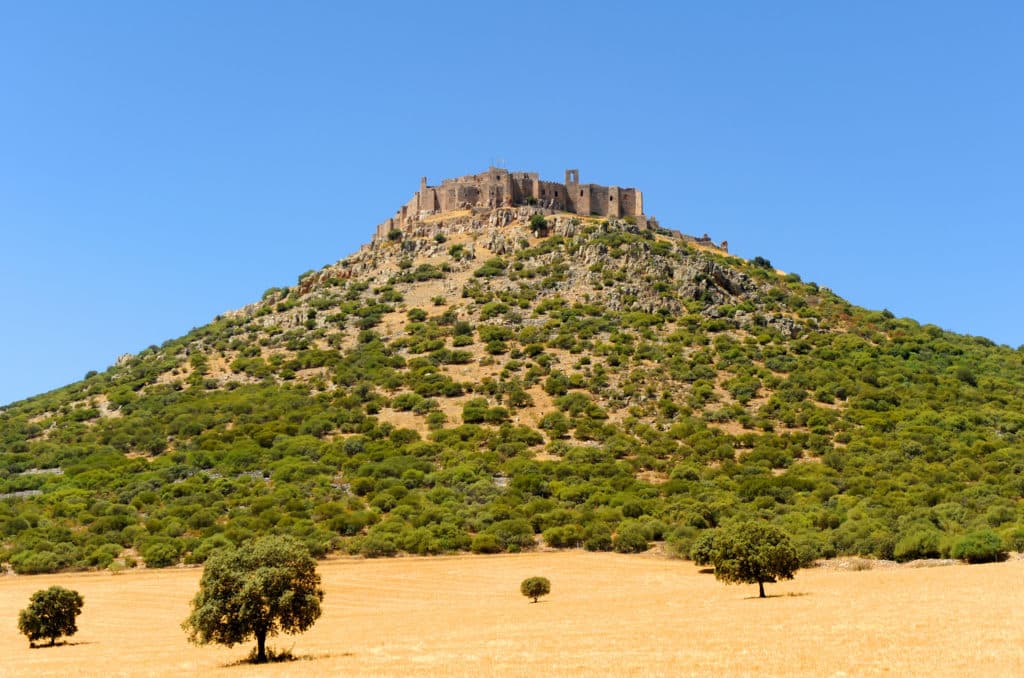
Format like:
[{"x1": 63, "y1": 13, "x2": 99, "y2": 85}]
[
  {"x1": 473, "y1": 258, "x2": 508, "y2": 278},
  {"x1": 529, "y1": 213, "x2": 548, "y2": 235}
]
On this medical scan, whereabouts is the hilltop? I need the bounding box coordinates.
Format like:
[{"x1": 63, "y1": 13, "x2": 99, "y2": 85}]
[{"x1": 2, "y1": 169, "x2": 1023, "y2": 573}]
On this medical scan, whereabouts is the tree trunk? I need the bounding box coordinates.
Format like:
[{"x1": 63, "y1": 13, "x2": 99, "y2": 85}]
[
  {"x1": 256, "y1": 631, "x2": 267, "y2": 663},
  {"x1": 758, "y1": 580, "x2": 766, "y2": 598}
]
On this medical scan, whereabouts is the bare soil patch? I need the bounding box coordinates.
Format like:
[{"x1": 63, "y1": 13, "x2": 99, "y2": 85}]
[{"x1": 1, "y1": 552, "x2": 1022, "y2": 676}]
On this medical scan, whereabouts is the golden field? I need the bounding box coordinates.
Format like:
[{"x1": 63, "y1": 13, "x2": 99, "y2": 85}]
[{"x1": 1, "y1": 551, "x2": 1022, "y2": 677}]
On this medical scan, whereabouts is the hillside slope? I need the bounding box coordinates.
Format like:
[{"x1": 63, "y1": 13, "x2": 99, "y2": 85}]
[{"x1": 2, "y1": 206, "x2": 1023, "y2": 572}]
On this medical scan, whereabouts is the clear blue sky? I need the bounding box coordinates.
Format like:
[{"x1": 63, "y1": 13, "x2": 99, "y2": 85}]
[{"x1": 2, "y1": 2, "x2": 1022, "y2": 406}]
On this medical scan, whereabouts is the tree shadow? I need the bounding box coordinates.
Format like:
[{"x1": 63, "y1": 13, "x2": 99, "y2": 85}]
[
  {"x1": 742, "y1": 592, "x2": 811, "y2": 600},
  {"x1": 697, "y1": 567, "x2": 715, "y2": 574},
  {"x1": 224, "y1": 649, "x2": 344, "y2": 668},
  {"x1": 28, "y1": 640, "x2": 95, "y2": 649}
]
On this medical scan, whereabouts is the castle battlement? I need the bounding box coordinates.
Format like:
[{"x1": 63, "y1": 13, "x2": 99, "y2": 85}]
[{"x1": 376, "y1": 168, "x2": 645, "y2": 240}]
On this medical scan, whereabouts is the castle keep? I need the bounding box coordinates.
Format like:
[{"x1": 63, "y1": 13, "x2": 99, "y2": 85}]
[{"x1": 376, "y1": 168, "x2": 645, "y2": 239}]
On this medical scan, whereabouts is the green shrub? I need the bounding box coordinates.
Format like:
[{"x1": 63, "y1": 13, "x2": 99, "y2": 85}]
[
  {"x1": 1000, "y1": 524, "x2": 1024, "y2": 553},
  {"x1": 487, "y1": 519, "x2": 535, "y2": 551},
  {"x1": 86, "y1": 543, "x2": 122, "y2": 568},
  {"x1": 528, "y1": 213, "x2": 548, "y2": 235},
  {"x1": 462, "y1": 398, "x2": 490, "y2": 424},
  {"x1": 584, "y1": 523, "x2": 613, "y2": 551},
  {"x1": 187, "y1": 534, "x2": 234, "y2": 564},
  {"x1": 893, "y1": 527, "x2": 943, "y2": 562},
  {"x1": 359, "y1": 534, "x2": 398, "y2": 558},
  {"x1": 543, "y1": 524, "x2": 583, "y2": 548},
  {"x1": 790, "y1": 531, "x2": 835, "y2": 567},
  {"x1": 470, "y1": 533, "x2": 501, "y2": 554},
  {"x1": 612, "y1": 522, "x2": 649, "y2": 553},
  {"x1": 141, "y1": 539, "x2": 182, "y2": 568},
  {"x1": 10, "y1": 550, "x2": 61, "y2": 574},
  {"x1": 664, "y1": 526, "x2": 699, "y2": 559},
  {"x1": 473, "y1": 258, "x2": 508, "y2": 278},
  {"x1": 690, "y1": 531, "x2": 718, "y2": 564},
  {"x1": 951, "y1": 530, "x2": 1007, "y2": 564}
]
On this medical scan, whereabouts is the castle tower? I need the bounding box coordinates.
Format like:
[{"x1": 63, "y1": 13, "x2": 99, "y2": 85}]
[
  {"x1": 416, "y1": 176, "x2": 427, "y2": 212},
  {"x1": 565, "y1": 169, "x2": 579, "y2": 212},
  {"x1": 608, "y1": 186, "x2": 622, "y2": 218}
]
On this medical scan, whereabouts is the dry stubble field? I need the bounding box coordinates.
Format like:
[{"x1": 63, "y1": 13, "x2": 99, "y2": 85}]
[{"x1": 1, "y1": 551, "x2": 1022, "y2": 677}]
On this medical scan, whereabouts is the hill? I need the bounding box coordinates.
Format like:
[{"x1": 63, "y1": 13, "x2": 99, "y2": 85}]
[{"x1": 2, "y1": 173, "x2": 1023, "y2": 572}]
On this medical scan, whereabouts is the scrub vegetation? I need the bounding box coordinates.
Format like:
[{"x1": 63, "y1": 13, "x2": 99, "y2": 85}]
[{"x1": 2, "y1": 213, "x2": 1022, "y2": 572}]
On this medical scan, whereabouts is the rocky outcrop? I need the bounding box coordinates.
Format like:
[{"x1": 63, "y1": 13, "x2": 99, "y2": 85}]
[{"x1": 221, "y1": 207, "x2": 812, "y2": 344}]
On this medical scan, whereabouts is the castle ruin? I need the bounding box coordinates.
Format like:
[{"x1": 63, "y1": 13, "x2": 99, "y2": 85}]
[{"x1": 376, "y1": 168, "x2": 645, "y2": 240}]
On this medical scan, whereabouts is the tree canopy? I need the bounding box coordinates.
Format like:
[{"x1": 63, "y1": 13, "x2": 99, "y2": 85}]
[
  {"x1": 18, "y1": 586, "x2": 84, "y2": 647},
  {"x1": 693, "y1": 521, "x2": 800, "y2": 598},
  {"x1": 182, "y1": 535, "x2": 324, "y2": 663},
  {"x1": 520, "y1": 576, "x2": 551, "y2": 603}
]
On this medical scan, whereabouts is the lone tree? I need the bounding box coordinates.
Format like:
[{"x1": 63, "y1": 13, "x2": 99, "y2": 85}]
[
  {"x1": 692, "y1": 521, "x2": 800, "y2": 598},
  {"x1": 18, "y1": 586, "x2": 84, "y2": 647},
  {"x1": 520, "y1": 576, "x2": 551, "y2": 603},
  {"x1": 183, "y1": 535, "x2": 324, "y2": 663}
]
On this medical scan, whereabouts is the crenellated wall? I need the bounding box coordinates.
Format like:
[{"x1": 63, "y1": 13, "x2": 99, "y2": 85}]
[{"x1": 376, "y1": 168, "x2": 644, "y2": 239}]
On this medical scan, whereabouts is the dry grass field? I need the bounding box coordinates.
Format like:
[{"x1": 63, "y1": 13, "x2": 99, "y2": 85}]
[{"x1": 1, "y1": 551, "x2": 1022, "y2": 677}]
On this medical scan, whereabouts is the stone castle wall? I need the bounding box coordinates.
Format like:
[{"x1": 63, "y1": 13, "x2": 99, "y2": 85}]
[{"x1": 376, "y1": 168, "x2": 644, "y2": 240}]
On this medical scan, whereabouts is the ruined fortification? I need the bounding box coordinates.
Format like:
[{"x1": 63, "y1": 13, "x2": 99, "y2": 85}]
[{"x1": 376, "y1": 168, "x2": 645, "y2": 241}]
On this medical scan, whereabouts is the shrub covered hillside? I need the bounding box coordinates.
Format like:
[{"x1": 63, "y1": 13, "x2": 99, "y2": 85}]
[{"x1": 2, "y1": 208, "x2": 1023, "y2": 573}]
